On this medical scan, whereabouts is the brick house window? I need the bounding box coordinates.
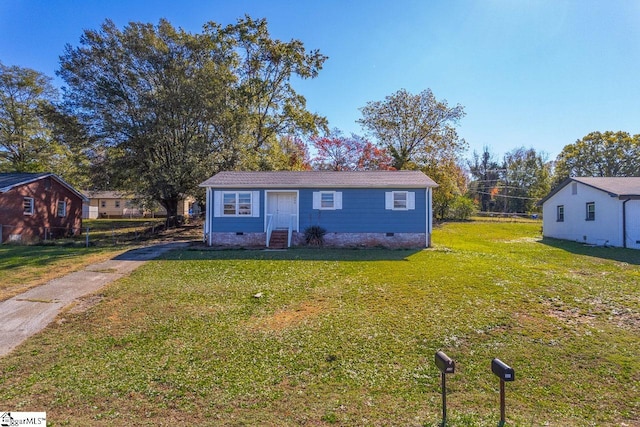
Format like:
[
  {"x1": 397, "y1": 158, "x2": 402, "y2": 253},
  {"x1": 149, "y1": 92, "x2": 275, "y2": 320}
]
[
  {"x1": 57, "y1": 201, "x2": 67, "y2": 217},
  {"x1": 23, "y1": 197, "x2": 34, "y2": 215}
]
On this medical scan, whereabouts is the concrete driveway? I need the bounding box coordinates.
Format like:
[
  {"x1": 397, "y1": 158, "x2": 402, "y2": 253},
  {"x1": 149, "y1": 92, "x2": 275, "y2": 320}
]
[{"x1": 0, "y1": 241, "x2": 190, "y2": 357}]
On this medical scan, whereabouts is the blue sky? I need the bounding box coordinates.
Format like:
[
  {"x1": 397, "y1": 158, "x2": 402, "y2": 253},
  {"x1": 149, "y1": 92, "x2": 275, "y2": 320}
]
[{"x1": 1, "y1": 0, "x2": 639, "y2": 161}]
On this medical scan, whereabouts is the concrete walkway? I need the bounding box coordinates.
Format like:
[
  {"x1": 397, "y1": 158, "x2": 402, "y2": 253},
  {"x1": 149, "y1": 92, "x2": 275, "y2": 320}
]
[{"x1": 0, "y1": 241, "x2": 190, "y2": 357}]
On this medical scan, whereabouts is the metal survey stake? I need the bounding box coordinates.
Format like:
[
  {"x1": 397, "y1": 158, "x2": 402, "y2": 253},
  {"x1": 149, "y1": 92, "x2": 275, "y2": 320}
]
[{"x1": 435, "y1": 351, "x2": 455, "y2": 426}]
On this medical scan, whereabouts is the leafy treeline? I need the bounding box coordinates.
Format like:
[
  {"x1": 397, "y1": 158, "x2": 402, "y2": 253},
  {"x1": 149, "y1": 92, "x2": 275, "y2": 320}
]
[{"x1": 1, "y1": 16, "x2": 639, "y2": 218}]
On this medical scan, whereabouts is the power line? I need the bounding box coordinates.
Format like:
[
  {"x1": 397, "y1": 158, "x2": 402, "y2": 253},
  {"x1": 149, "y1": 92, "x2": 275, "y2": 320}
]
[{"x1": 474, "y1": 191, "x2": 541, "y2": 201}]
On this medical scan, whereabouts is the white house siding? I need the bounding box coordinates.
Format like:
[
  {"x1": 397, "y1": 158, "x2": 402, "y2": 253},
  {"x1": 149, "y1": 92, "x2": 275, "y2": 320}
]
[
  {"x1": 542, "y1": 182, "x2": 623, "y2": 247},
  {"x1": 626, "y1": 200, "x2": 640, "y2": 249}
]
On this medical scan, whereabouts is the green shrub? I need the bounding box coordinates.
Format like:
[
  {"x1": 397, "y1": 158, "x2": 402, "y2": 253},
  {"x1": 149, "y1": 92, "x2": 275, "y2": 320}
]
[{"x1": 448, "y1": 196, "x2": 476, "y2": 220}]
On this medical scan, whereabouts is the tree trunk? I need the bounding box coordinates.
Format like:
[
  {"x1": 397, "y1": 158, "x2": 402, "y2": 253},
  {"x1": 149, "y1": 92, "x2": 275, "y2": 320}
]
[{"x1": 161, "y1": 196, "x2": 179, "y2": 227}]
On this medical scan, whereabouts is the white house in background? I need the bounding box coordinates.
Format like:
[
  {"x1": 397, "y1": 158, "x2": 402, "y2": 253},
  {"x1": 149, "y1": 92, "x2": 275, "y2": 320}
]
[{"x1": 538, "y1": 177, "x2": 640, "y2": 249}]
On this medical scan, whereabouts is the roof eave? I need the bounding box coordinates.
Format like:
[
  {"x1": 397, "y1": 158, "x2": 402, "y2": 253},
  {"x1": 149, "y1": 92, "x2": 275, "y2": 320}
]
[{"x1": 199, "y1": 183, "x2": 437, "y2": 189}]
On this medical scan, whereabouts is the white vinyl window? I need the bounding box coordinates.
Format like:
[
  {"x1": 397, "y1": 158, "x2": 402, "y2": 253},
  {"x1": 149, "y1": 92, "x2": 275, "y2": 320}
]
[
  {"x1": 557, "y1": 205, "x2": 564, "y2": 222},
  {"x1": 223, "y1": 192, "x2": 252, "y2": 216},
  {"x1": 57, "y1": 200, "x2": 67, "y2": 217},
  {"x1": 312, "y1": 191, "x2": 342, "y2": 210},
  {"x1": 23, "y1": 197, "x2": 34, "y2": 215},
  {"x1": 385, "y1": 191, "x2": 416, "y2": 210},
  {"x1": 214, "y1": 191, "x2": 260, "y2": 218}
]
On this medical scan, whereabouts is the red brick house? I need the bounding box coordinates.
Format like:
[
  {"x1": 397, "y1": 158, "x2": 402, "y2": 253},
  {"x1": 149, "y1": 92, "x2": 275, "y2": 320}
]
[{"x1": 0, "y1": 173, "x2": 88, "y2": 243}]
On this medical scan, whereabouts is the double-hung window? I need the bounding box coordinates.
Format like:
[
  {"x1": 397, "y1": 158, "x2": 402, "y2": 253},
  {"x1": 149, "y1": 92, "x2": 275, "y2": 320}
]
[
  {"x1": 394, "y1": 192, "x2": 408, "y2": 209},
  {"x1": 223, "y1": 192, "x2": 252, "y2": 216},
  {"x1": 556, "y1": 205, "x2": 564, "y2": 222},
  {"x1": 312, "y1": 191, "x2": 342, "y2": 210},
  {"x1": 586, "y1": 202, "x2": 595, "y2": 221},
  {"x1": 385, "y1": 191, "x2": 415, "y2": 210},
  {"x1": 214, "y1": 191, "x2": 259, "y2": 218},
  {"x1": 23, "y1": 197, "x2": 34, "y2": 215},
  {"x1": 57, "y1": 200, "x2": 67, "y2": 217}
]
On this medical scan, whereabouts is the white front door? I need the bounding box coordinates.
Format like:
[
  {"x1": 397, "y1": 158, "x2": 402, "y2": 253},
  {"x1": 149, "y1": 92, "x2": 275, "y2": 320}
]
[{"x1": 267, "y1": 192, "x2": 297, "y2": 229}]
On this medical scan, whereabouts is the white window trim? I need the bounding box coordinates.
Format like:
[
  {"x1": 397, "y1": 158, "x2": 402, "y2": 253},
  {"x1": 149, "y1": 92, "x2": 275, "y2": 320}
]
[
  {"x1": 385, "y1": 191, "x2": 415, "y2": 210},
  {"x1": 23, "y1": 197, "x2": 34, "y2": 215},
  {"x1": 313, "y1": 191, "x2": 342, "y2": 210},
  {"x1": 213, "y1": 191, "x2": 260, "y2": 218},
  {"x1": 557, "y1": 205, "x2": 564, "y2": 222},
  {"x1": 57, "y1": 200, "x2": 67, "y2": 217}
]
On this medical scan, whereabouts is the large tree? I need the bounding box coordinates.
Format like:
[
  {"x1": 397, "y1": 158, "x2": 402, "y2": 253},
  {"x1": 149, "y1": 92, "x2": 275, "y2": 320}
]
[
  {"x1": 0, "y1": 62, "x2": 59, "y2": 172},
  {"x1": 357, "y1": 88, "x2": 466, "y2": 170},
  {"x1": 468, "y1": 146, "x2": 502, "y2": 212},
  {"x1": 554, "y1": 131, "x2": 640, "y2": 185},
  {"x1": 59, "y1": 17, "x2": 327, "y2": 217},
  {"x1": 502, "y1": 147, "x2": 551, "y2": 213},
  {"x1": 311, "y1": 130, "x2": 393, "y2": 171}
]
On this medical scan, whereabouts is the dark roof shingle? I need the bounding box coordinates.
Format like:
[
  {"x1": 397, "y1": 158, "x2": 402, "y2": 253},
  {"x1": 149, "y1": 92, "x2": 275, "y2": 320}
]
[
  {"x1": 0, "y1": 172, "x2": 52, "y2": 192},
  {"x1": 0, "y1": 172, "x2": 88, "y2": 201}
]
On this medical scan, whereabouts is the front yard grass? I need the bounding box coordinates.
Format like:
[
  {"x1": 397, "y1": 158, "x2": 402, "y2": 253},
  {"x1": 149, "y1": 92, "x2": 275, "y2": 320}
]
[
  {"x1": 0, "y1": 245, "x2": 127, "y2": 301},
  {"x1": 0, "y1": 220, "x2": 638, "y2": 426}
]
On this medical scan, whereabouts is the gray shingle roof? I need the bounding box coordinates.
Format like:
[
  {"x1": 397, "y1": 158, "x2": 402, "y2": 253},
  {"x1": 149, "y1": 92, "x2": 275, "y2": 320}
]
[
  {"x1": 538, "y1": 176, "x2": 640, "y2": 205},
  {"x1": 572, "y1": 177, "x2": 640, "y2": 197},
  {"x1": 200, "y1": 171, "x2": 438, "y2": 188},
  {"x1": 83, "y1": 190, "x2": 133, "y2": 199}
]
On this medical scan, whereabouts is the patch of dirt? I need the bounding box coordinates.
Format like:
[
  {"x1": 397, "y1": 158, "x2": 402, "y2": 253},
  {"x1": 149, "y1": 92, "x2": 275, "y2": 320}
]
[
  {"x1": 67, "y1": 294, "x2": 104, "y2": 314},
  {"x1": 150, "y1": 219, "x2": 203, "y2": 243},
  {"x1": 544, "y1": 298, "x2": 639, "y2": 331},
  {"x1": 247, "y1": 300, "x2": 328, "y2": 333}
]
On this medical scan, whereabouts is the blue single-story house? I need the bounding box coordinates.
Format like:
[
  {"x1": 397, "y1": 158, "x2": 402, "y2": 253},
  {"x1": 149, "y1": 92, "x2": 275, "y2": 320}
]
[{"x1": 199, "y1": 171, "x2": 438, "y2": 248}]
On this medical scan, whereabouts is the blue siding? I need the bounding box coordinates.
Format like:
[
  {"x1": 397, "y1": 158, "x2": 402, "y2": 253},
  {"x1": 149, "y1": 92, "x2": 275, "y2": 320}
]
[
  {"x1": 299, "y1": 188, "x2": 426, "y2": 233},
  {"x1": 211, "y1": 189, "x2": 263, "y2": 232},
  {"x1": 210, "y1": 187, "x2": 427, "y2": 233}
]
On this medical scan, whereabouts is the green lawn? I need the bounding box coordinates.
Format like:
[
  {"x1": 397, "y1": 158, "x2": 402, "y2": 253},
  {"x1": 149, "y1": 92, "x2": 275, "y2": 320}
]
[
  {"x1": 0, "y1": 221, "x2": 638, "y2": 426},
  {"x1": 0, "y1": 245, "x2": 126, "y2": 301}
]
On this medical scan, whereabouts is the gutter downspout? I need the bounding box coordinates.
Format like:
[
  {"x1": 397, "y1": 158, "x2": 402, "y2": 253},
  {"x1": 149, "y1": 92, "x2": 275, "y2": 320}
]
[
  {"x1": 427, "y1": 187, "x2": 432, "y2": 248},
  {"x1": 622, "y1": 198, "x2": 630, "y2": 248}
]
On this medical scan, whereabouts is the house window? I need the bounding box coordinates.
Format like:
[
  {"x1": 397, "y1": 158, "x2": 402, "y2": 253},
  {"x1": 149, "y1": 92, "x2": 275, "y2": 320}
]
[
  {"x1": 223, "y1": 192, "x2": 252, "y2": 216},
  {"x1": 312, "y1": 191, "x2": 342, "y2": 210},
  {"x1": 385, "y1": 191, "x2": 416, "y2": 210},
  {"x1": 115, "y1": 200, "x2": 120, "y2": 208},
  {"x1": 57, "y1": 201, "x2": 67, "y2": 217},
  {"x1": 101, "y1": 200, "x2": 106, "y2": 208},
  {"x1": 586, "y1": 202, "x2": 595, "y2": 221},
  {"x1": 557, "y1": 205, "x2": 564, "y2": 222},
  {"x1": 23, "y1": 197, "x2": 34, "y2": 215},
  {"x1": 394, "y1": 192, "x2": 408, "y2": 209},
  {"x1": 571, "y1": 182, "x2": 578, "y2": 195}
]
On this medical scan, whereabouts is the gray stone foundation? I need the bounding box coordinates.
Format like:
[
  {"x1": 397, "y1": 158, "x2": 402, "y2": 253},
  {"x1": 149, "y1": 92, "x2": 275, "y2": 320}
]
[{"x1": 208, "y1": 232, "x2": 427, "y2": 249}]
